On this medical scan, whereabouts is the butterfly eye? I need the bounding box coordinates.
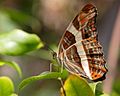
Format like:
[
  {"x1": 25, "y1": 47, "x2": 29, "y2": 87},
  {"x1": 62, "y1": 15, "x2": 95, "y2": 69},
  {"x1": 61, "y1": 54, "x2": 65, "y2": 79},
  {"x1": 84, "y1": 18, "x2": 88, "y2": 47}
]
[{"x1": 52, "y1": 52, "x2": 57, "y2": 59}]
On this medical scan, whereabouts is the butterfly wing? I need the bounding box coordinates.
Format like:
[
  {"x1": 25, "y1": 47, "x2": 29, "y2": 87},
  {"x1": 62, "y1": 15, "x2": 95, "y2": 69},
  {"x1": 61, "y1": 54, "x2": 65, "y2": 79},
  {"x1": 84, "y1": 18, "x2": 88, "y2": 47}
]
[
  {"x1": 58, "y1": 3, "x2": 97, "y2": 55},
  {"x1": 57, "y1": 3, "x2": 107, "y2": 81}
]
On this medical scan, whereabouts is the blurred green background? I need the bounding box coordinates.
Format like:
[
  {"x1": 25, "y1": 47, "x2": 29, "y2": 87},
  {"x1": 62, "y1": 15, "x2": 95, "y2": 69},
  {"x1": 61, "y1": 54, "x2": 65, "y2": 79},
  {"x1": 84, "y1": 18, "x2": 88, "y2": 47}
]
[{"x1": 0, "y1": 0, "x2": 120, "y2": 96}]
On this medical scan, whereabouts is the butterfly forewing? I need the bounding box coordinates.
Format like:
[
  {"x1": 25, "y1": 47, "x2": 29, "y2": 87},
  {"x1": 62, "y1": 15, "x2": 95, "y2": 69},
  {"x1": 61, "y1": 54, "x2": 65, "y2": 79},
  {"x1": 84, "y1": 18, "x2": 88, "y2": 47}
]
[{"x1": 57, "y1": 3, "x2": 107, "y2": 81}]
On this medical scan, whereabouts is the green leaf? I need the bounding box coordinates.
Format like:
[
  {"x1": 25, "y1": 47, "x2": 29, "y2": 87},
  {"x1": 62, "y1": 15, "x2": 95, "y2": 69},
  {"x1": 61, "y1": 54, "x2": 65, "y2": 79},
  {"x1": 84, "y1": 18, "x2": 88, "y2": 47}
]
[
  {"x1": 89, "y1": 82, "x2": 102, "y2": 93},
  {"x1": 0, "y1": 11, "x2": 18, "y2": 32},
  {"x1": 89, "y1": 82, "x2": 110, "y2": 96},
  {"x1": 0, "y1": 76, "x2": 15, "y2": 96},
  {"x1": 0, "y1": 60, "x2": 22, "y2": 78},
  {"x1": 63, "y1": 75, "x2": 94, "y2": 96},
  {"x1": 98, "y1": 93, "x2": 109, "y2": 96},
  {"x1": 0, "y1": 29, "x2": 44, "y2": 55},
  {"x1": 9, "y1": 93, "x2": 18, "y2": 96},
  {"x1": 111, "y1": 91, "x2": 119, "y2": 96},
  {"x1": 19, "y1": 70, "x2": 68, "y2": 91}
]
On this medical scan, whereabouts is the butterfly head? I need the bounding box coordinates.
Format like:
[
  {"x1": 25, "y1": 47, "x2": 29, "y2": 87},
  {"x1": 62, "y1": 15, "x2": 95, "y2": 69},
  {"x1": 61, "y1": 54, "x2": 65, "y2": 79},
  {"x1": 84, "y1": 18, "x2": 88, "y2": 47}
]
[{"x1": 52, "y1": 51, "x2": 57, "y2": 59}]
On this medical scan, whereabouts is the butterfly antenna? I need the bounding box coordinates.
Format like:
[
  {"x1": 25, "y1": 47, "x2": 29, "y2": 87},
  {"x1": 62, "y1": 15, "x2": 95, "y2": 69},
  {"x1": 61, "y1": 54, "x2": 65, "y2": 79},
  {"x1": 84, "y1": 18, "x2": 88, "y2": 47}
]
[
  {"x1": 43, "y1": 42, "x2": 57, "y2": 57},
  {"x1": 47, "y1": 44, "x2": 55, "y2": 53},
  {"x1": 42, "y1": 41, "x2": 53, "y2": 52}
]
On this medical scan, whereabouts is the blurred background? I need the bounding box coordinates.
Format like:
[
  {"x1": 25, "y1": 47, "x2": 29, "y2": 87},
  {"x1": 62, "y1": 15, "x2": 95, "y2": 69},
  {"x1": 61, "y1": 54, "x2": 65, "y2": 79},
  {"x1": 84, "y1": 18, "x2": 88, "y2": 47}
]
[{"x1": 0, "y1": 0, "x2": 119, "y2": 96}]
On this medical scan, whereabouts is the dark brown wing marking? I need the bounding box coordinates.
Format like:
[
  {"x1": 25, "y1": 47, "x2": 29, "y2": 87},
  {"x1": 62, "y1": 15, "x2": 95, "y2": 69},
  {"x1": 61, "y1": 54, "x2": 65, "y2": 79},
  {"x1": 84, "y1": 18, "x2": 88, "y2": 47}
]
[
  {"x1": 66, "y1": 45, "x2": 82, "y2": 69},
  {"x1": 58, "y1": 31, "x2": 76, "y2": 54}
]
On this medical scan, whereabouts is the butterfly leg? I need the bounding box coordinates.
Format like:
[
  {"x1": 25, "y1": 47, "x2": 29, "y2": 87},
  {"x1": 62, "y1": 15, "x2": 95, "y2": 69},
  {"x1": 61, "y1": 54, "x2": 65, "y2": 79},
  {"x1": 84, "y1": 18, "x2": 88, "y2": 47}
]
[
  {"x1": 50, "y1": 62, "x2": 62, "y2": 72},
  {"x1": 60, "y1": 61, "x2": 64, "y2": 73},
  {"x1": 49, "y1": 63, "x2": 53, "y2": 72},
  {"x1": 49, "y1": 63, "x2": 59, "y2": 72}
]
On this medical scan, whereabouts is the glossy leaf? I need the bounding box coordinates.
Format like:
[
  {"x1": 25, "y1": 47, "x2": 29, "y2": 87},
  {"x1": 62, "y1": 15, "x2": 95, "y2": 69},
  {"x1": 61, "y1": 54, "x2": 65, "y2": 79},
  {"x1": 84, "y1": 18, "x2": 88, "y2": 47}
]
[
  {"x1": 89, "y1": 82, "x2": 109, "y2": 96},
  {"x1": 0, "y1": 29, "x2": 44, "y2": 55},
  {"x1": 0, "y1": 60, "x2": 22, "y2": 78},
  {"x1": 62, "y1": 75, "x2": 94, "y2": 96},
  {"x1": 9, "y1": 93, "x2": 18, "y2": 96},
  {"x1": 0, "y1": 76, "x2": 14, "y2": 96},
  {"x1": 98, "y1": 93, "x2": 109, "y2": 96},
  {"x1": 0, "y1": 11, "x2": 17, "y2": 32},
  {"x1": 19, "y1": 70, "x2": 68, "y2": 91},
  {"x1": 89, "y1": 82, "x2": 102, "y2": 93}
]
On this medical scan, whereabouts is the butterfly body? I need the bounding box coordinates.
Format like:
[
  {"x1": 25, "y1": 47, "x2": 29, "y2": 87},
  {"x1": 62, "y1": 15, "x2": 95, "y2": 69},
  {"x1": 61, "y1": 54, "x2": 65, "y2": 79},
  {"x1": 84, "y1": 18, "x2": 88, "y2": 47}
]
[{"x1": 57, "y1": 3, "x2": 107, "y2": 81}]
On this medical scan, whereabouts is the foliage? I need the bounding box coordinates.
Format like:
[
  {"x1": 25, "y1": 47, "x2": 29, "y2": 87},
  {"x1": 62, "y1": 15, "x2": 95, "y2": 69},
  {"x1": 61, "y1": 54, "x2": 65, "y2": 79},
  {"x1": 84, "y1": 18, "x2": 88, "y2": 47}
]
[
  {"x1": 0, "y1": 28, "x2": 43, "y2": 95},
  {"x1": 19, "y1": 72, "x2": 109, "y2": 96},
  {"x1": 0, "y1": 29, "x2": 43, "y2": 55},
  {"x1": 62, "y1": 75, "x2": 94, "y2": 96},
  {"x1": 19, "y1": 70, "x2": 69, "y2": 91},
  {"x1": 0, "y1": 13, "x2": 109, "y2": 96},
  {"x1": 0, "y1": 76, "x2": 18, "y2": 96},
  {"x1": 0, "y1": 0, "x2": 119, "y2": 96}
]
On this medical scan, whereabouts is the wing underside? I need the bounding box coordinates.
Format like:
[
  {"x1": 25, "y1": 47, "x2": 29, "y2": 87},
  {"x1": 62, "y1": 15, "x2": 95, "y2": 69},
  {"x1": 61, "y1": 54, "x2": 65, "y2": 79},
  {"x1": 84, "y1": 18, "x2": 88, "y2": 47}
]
[{"x1": 57, "y1": 3, "x2": 107, "y2": 81}]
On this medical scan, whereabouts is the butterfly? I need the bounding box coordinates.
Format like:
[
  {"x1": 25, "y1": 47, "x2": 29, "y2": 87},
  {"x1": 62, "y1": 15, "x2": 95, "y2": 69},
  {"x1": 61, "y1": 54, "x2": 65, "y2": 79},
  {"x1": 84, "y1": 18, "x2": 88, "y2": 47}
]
[{"x1": 55, "y1": 3, "x2": 107, "y2": 81}]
